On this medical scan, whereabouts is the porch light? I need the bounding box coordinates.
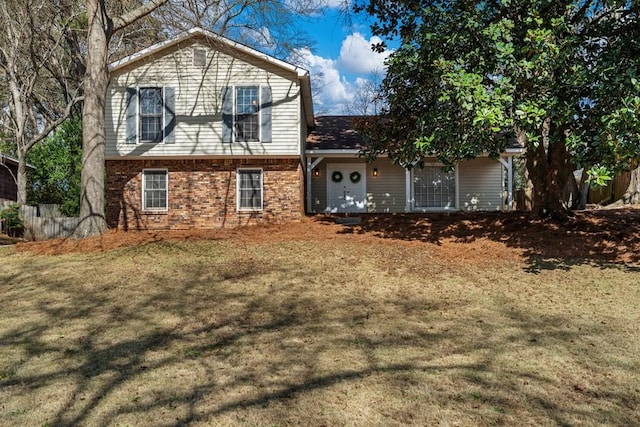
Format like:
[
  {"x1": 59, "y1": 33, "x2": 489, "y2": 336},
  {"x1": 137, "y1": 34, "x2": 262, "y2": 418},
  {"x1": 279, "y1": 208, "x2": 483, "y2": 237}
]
[
  {"x1": 314, "y1": 168, "x2": 320, "y2": 177},
  {"x1": 372, "y1": 168, "x2": 378, "y2": 177}
]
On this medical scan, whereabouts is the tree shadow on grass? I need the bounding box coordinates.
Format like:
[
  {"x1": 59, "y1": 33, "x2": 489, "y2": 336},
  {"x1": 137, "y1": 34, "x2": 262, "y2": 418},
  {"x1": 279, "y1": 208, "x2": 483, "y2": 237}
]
[
  {"x1": 0, "y1": 247, "x2": 639, "y2": 426},
  {"x1": 319, "y1": 209, "x2": 640, "y2": 268}
]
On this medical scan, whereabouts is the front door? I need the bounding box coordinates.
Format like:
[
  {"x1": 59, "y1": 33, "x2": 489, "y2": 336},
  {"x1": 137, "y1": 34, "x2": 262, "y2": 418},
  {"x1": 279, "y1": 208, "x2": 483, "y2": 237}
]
[{"x1": 326, "y1": 163, "x2": 367, "y2": 213}]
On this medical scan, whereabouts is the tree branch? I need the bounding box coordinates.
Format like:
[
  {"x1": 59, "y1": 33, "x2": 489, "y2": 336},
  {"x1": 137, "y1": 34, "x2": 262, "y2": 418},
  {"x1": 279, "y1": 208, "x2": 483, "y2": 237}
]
[
  {"x1": 25, "y1": 95, "x2": 84, "y2": 152},
  {"x1": 112, "y1": 0, "x2": 169, "y2": 33}
]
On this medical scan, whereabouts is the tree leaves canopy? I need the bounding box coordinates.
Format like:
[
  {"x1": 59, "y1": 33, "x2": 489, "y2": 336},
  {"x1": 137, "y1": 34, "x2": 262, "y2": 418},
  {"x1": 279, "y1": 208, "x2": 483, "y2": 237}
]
[{"x1": 354, "y1": 0, "x2": 640, "y2": 181}]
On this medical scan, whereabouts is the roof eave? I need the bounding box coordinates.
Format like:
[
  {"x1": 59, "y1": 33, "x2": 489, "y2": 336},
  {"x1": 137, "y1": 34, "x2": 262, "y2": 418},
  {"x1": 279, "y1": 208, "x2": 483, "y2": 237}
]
[
  {"x1": 0, "y1": 154, "x2": 36, "y2": 170},
  {"x1": 108, "y1": 27, "x2": 311, "y2": 79}
]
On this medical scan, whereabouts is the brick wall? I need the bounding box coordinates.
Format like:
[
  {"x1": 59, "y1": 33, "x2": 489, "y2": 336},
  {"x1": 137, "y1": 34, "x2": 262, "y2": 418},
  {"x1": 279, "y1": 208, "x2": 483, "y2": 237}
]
[{"x1": 106, "y1": 158, "x2": 304, "y2": 230}]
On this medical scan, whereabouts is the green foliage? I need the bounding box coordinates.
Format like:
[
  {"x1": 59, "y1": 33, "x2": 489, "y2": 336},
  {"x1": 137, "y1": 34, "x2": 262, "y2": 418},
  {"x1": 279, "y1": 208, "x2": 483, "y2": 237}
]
[
  {"x1": 586, "y1": 166, "x2": 613, "y2": 188},
  {"x1": 0, "y1": 204, "x2": 23, "y2": 237},
  {"x1": 27, "y1": 120, "x2": 82, "y2": 216},
  {"x1": 354, "y1": 0, "x2": 640, "y2": 194}
]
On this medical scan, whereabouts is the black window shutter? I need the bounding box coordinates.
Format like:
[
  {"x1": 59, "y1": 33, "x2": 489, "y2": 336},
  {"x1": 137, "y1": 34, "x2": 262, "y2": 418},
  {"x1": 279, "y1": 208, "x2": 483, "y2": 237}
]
[
  {"x1": 260, "y1": 86, "x2": 272, "y2": 143},
  {"x1": 164, "y1": 87, "x2": 175, "y2": 144},
  {"x1": 125, "y1": 88, "x2": 137, "y2": 144},
  {"x1": 222, "y1": 86, "x2": 233, "y2": 143}
]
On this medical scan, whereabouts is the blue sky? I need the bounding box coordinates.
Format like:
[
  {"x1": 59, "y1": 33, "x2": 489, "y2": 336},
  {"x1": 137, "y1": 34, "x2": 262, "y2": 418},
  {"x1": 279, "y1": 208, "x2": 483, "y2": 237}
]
[{"x1": 290, "y1": 4, "x2": 394, "y2": 115}]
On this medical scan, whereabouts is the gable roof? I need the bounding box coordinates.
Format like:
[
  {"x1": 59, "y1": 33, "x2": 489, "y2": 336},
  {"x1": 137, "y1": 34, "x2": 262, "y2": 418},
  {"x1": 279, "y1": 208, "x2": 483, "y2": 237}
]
[
  {"x1": 306, "y1": 116, "x2": 366, "y2": 151},
  {"x1": 108, "y1": 27, "x2": 314, "y2": 127}
]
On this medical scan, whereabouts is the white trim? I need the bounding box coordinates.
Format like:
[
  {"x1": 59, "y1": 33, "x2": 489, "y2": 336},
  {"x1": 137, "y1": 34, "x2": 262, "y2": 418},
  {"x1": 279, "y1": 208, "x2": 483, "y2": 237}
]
[
  {"x1": 405, "y1": 168, "x2": 411, "y2": 212},
  {"x1": 109, "y1": 28, "x2": 309, "y2": 78},
  {"x1": 305, "y1": 149, "x2": 362, "y2": 155},
  {"x1": 138, "y1": 86, "x2": 164, "y2": 144},
  {"x1": 106, "y1": 154, "x2": 299, "y2": 161},
  {"x1": 236, "y1": 168, "x2": 264, "y2": 212},
  {"x1": 504, "y1": 147, "x2": 525, "y2": 154},
  {"x1": 231, "y1": 85, "x2": 262, "y2": 143},
  {"x1": 141, "y1": 168, "x2": 169, "y2": 212}
]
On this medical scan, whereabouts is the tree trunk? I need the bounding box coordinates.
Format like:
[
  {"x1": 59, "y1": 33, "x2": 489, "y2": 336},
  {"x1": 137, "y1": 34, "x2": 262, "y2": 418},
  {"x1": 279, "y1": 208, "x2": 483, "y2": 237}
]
[
  {"x1": 622, "y1": 166, "x2": 640, "y2": 204},
  {"x1": 78, "y1": 0, "x2": 168, "y2": 237},
  {"x1": 78, "y1": 0, "x2": 110, "y2": 236},
  {"x1": 526, "y1": 120, "x2": 574, "y2": 218},
  {"x1": 16, "y1": 149, "x2": 27, "y2": 206}
]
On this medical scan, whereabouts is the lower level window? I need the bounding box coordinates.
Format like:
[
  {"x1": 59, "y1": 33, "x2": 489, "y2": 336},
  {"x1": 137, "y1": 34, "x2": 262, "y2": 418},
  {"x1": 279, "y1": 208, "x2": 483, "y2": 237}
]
[
  {"x1": 143, "y1": 169, "x2": 168, "y2": 211},
  {"x1": 237, "y1": 169, "x2": 263, "y2": 211},
  {"x1": 413, "y1": 165, "x2": 456, "y2": 209}
]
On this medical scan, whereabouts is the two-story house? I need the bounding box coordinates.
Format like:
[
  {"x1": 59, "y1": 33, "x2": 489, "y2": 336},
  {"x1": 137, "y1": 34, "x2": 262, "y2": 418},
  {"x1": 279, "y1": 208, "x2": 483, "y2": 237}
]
[
  {"x1": 106, "y1": 28, "x2": 313, "y2": 230},
  {"x1": 105, "y1": 28, "x2": 522, "y2": 230}
]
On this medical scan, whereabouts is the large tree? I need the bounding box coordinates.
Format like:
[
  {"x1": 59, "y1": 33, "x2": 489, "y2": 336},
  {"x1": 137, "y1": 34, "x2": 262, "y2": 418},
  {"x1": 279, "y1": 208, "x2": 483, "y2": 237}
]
[
  {"x1": 0, "y1": 1, "x2": 82, "y2": 206},
  {"x1": 354, "y1": 0, "x2": 640, "y2": 217},
  {"x1": 79, "y1": 0, "x2": 169, "y2": 236}
]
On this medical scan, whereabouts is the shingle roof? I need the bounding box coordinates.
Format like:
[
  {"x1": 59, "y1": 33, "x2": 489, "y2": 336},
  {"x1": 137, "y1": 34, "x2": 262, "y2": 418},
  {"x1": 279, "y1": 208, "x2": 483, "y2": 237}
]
[
  {"x1": 306, "y1": 116, "x2": 525, "y2": 153},
  {"x1": 306, "y1": 116, "x2": 365, "y2": 151}
]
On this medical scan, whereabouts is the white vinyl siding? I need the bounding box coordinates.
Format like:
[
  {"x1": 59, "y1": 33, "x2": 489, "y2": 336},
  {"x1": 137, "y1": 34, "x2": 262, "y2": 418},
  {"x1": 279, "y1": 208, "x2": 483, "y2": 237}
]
[
  {"x1": 309, "y1": 157, "x2": 505, "y2": 213},
  {"x1": 309, "y1": 158, "x2": 406, "y2": 213},
  {"x1": 106, "y1": 41, "x2": 301, "y2": 157},
  {"x1": 458, "y1": 157, "x2": 504, "y2": 211},
  {"x1": 366, "y1": 160, "x2": 406, "y2": 213}
]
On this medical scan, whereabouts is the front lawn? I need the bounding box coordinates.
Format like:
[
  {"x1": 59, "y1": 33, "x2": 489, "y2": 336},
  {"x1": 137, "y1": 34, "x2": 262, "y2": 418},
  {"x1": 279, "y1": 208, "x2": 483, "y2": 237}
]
[{"x1": 1, "y1": 215, "x2": 639, "y2": 426}]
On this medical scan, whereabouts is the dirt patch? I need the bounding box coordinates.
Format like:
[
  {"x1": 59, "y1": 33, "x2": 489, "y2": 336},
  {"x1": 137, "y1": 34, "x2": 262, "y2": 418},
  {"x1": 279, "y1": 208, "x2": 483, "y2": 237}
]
[{"x1": 14, "y1": 207, "x2": 640, "y2": 264}]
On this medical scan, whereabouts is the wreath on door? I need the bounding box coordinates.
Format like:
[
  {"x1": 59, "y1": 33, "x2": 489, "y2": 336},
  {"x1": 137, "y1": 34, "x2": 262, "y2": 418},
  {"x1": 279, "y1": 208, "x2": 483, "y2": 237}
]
[
  {"x1": 349, "y1": 171, "x2": 362, "y2": 184},
  {"x1": 331, "y1": 171, "x2": 343, "y2": 183}
]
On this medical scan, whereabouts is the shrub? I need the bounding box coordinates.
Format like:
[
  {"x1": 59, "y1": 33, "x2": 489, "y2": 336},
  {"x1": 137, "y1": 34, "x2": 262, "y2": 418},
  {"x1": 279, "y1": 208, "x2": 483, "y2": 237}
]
[{"x1": 0, "y1": 204, "x2": 24, "y2": 237}]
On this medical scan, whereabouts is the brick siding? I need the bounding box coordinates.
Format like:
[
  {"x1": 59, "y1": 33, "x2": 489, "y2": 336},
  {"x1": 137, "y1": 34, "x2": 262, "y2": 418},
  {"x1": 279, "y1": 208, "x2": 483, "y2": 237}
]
[{"x1": 106, "y1": 158, "x2": 304, "y2": 230}]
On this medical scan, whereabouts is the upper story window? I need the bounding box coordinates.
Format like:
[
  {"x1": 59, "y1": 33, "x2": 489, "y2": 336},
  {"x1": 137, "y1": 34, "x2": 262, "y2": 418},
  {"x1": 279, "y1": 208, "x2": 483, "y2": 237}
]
[
  {"x1": 235, "y1": 86, "x2": 259, "y2": 142},
  {"x1": 126, "y1": 86, "x2": 175, "y2": 145},
  {"x1": 222, "y1": 85, "x2": 272, "y2": 144},
  {"x1": 139, "y1": 87, "x2": 163, "y2": 143}
]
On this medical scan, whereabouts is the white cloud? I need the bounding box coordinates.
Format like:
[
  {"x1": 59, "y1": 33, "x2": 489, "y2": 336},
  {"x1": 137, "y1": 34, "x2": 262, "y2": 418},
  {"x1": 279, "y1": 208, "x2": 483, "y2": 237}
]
[
  {"x1": 292, "y1": 48, "x2": 353, "y2": 114},
  {"x1": 324, "y1": 0, "x2": 350, "y2": 7},
  {"x1": 338, "y1": 32, "x2": 391, "y2": 74},
  {"x1": 241, "y1": 27, "x2": 276, "y2": 51}
]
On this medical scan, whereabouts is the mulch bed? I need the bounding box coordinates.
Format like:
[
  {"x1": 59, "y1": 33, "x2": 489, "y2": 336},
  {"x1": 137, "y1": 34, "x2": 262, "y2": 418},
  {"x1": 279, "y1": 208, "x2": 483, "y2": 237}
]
[{"x1": 12, "y1": 208, "x2": 640, "y2": 264}]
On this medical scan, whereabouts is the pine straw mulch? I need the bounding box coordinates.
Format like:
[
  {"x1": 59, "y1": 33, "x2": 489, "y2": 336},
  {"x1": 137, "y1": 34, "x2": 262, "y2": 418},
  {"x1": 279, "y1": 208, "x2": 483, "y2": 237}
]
[{"x1": 12, "y1": 207, "x2": 640, "y2": 265}]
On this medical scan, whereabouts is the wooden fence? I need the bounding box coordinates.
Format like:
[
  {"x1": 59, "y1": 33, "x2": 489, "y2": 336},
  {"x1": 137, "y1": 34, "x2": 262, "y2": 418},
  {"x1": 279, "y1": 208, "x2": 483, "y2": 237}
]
[
  {"x1": 588, "y1": 171, "x2": 631, "y2": 205},
  {"x1": 19, "y1": 205, "x2": 81, "y2": 241}
]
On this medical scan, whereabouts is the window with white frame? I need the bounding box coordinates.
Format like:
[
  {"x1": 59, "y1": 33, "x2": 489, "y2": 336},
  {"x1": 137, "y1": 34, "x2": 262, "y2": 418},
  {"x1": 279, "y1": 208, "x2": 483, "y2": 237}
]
[
  {"x1": 235, "y1": 86, "x2": 259, "y2": 142},
  {"x1": 139, "y1": 87, "x2": 164, "y2": 143},
  {"x1": 413, "y1": 164, "x2": 456, "y2": 209},
  {"x1": 237, "y1": 169, "x2": 263, "y2": 211},
  {"x1": 142, "y1": 169, "x2": 168, "y2": 211}
]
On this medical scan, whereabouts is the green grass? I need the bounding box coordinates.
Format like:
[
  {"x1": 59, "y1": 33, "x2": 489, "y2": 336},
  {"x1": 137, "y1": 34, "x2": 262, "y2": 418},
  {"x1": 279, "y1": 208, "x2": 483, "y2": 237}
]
[{"x1": 0, "y1": 237, "x2": 639, "y2": 426}]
